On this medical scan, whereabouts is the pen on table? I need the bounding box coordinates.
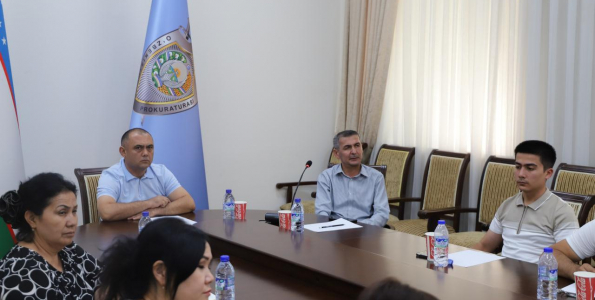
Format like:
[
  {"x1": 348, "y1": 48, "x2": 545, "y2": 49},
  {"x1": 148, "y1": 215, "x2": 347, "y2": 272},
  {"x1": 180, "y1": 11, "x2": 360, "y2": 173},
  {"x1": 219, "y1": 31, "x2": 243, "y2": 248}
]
[{"x1": 321, "y1": 224, "x2": 344, "y2": 229}]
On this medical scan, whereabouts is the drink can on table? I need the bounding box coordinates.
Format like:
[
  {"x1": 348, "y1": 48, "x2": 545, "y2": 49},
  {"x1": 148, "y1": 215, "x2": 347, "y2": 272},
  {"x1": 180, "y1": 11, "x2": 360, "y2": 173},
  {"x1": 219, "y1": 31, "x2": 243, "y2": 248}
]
[
  {"x1": 574, "y1": 271, "x2": 595, "y2": 300},
  {"x1": 234, "y1": 201, "x2": 247, "y2": 220},
  {"x1": 424, "y1": 232, "x2": 435, "y2": 261},
  {"x1": 278, "y1": 210, "x2": 292, "y2": 230}
]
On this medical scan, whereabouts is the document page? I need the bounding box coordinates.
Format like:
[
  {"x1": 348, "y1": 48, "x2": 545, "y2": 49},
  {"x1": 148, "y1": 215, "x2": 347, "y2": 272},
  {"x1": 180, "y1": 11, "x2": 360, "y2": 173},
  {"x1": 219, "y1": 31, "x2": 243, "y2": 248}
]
[
  {"x1": 560, "y1": 283, "x2": 576, "y2": 297},
  {"x1": 151, "y1": 215, "x2": 197, "y2": 225},
  {"x1": 448, "y1": 250, "x2": 505, "y2": 267},
  {"x1": 304, "y1": 218, "x2": 362, "y2": 232}
]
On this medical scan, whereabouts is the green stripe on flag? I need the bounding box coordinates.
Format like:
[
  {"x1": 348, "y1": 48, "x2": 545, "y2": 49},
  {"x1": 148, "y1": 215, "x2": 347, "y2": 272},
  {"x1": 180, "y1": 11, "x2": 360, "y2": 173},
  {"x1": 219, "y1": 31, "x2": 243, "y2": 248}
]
[{"x1": 0, "y1": 218, "x2": 15, "y2": 257}]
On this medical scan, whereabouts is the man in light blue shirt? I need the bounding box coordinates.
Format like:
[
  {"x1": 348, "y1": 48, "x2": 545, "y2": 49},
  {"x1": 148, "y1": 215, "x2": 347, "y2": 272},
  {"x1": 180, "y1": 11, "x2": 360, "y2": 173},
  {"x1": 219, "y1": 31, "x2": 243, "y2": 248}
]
[
  {"x1": 315, "y1": 130, "x2": 389, "y2": 227},
  {"x1": 97, "y1": 128, "x2": 195, "y2": 221}
]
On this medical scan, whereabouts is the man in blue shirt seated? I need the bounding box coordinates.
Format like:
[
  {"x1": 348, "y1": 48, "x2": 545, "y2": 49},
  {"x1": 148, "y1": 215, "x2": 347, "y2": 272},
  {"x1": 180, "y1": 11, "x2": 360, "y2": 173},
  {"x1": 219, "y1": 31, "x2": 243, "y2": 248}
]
[
  {"x1": 97, "y1": 128, "x2": 195, "y2": 221},
  {"x1": 315, "y1": 130, "x2": 389, "y2": 227}
]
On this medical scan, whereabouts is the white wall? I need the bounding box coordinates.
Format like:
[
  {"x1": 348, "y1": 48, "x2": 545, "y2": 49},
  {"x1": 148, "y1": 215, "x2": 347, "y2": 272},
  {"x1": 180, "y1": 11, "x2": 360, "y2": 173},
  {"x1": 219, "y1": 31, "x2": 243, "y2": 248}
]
[
  {"x1": 190, "y1": 0, "x2": 344, "y2": 209},
  {"x1": 4, "y1": 0, "x2": 344, "y2": 222}
]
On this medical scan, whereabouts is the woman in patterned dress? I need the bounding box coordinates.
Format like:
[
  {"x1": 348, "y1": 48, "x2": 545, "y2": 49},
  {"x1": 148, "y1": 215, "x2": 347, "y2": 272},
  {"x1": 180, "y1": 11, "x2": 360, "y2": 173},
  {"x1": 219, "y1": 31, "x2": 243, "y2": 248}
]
[{"x1": 0, "y1": 173, "x2": 102, "y2": 300}]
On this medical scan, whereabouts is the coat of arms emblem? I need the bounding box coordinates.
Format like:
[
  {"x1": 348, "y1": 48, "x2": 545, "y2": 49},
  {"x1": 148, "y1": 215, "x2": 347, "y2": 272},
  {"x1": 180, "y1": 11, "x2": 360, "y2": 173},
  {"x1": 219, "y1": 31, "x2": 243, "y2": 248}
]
[{"x1": 134, "y1": 23, "x2": 197, "y2": 115}]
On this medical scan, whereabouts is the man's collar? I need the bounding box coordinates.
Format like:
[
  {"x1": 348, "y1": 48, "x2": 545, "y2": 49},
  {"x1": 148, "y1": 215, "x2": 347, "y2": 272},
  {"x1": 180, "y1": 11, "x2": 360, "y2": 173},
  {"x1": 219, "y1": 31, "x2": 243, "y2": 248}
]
[
  {"x1": 121, "y1": 158, "x2": 154, "y2": 181},
  {"x1": 515, "y1": 189, "x2": 553, "y2": 210},
  {"x1": 333, "y1": 163, "x2": 367, "y2": 177}
]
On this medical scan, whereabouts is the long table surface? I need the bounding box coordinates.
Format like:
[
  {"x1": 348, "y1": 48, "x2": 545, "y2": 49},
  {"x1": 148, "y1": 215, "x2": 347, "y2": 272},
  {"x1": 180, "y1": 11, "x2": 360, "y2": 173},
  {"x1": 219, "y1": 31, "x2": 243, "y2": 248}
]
[{"x1": 74, "y1": 209, "x2": 573, "y2": 299}]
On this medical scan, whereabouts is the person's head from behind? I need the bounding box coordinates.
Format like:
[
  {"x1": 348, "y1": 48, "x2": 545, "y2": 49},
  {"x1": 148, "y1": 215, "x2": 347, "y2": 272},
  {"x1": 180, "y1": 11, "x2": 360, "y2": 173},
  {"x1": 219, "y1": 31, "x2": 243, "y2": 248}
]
[
  {"x1": 120, "y1": 128, "x2": 154, "y2": 174},
  {"x1": 514, "y1": 140, "x2": 556, "y2": 194},
  {"x1": 0, "y1": 173, "x2": 78, "y2": 250},
  {"x1": 333, "y1": 130, "x2": 363, "y2": 168},
  {"x1": 99, "y1": 218, "x2": 214, "y2": 300},
  {"x1": 358, "y1": 278, "x2": 437, "y2": 300}
]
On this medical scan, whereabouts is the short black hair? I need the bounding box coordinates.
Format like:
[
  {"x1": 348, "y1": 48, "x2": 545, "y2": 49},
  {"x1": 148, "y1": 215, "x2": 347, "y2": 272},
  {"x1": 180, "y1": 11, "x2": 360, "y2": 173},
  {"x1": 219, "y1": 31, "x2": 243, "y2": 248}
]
[
  {"x1": 358, "y1": 278, "x2": 438, "y2": 300},
  {"x1": 0, "y1": 173, "x2": 77, "y2": 242},
  {"x1": 333, "y1": 130, "x2": 359, "y2": 150},
  {"x1": 514, "y1": 140, "x2": 557, "y2": 170},
  {"x1": 99, "y1": 218, "x2": 208, "y2": 300},
  {"x1": 121, "y1": 128, "x2": 152, "y2": 146}
]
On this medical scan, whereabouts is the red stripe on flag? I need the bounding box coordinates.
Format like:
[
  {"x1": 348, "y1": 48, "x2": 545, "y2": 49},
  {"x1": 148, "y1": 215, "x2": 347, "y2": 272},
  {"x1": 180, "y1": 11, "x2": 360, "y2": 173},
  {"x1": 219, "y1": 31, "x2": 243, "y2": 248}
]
[
  {"x1": 7, "y1": 223, "x2": 16, "y2": 244},
  {"x1": 0, "y1": 52, "x2": 19, "y2": 127}
]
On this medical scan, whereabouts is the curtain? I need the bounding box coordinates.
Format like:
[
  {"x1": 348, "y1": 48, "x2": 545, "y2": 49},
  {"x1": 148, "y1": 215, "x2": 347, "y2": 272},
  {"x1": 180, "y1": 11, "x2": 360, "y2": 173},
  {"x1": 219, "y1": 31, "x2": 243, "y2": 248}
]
[
  {"x1": 525, "y1": 0, "x2": 595, "y2": 166},
  {"x1": 378, "y1": 0, "x2": 595, "y2": 230},
  {"x1": 335, "y1": 0, "x2": 398, "y2": 162},
  {"x1": 377, "y1": 0, "x2": 527, "y2": 227}
]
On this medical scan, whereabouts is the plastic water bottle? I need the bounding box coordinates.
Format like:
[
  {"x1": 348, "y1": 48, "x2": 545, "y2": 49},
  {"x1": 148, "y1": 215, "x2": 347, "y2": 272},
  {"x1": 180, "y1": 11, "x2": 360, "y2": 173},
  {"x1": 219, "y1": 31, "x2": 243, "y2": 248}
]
[
  {"x1": 537, "y1": 247, "x2": 558, "y2": 299},
  {"x1": 433, "y1": 220, "x2": 449, "y2": 267},
  {"x1": 223, "y1": 189, "x2": 235, "y2": 219},
  {"x1": 215, "y1": 255, "x2": 235, "y2": 300},
  {"x1": 291, "y1": 198, "x2": 304, "y2": 232},
  {"x1": 138, "y1": 211, "x2": 151, "y2": 232}
]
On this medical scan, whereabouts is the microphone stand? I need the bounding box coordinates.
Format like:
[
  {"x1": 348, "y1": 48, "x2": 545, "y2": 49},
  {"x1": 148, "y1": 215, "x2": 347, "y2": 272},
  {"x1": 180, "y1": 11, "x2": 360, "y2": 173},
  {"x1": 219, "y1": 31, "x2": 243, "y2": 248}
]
[
  {"x1": 291, "y1": 162, "x2": 312, "y2": 208},
  {"x1": 265, "y1": 161, "x2": 312, "y2": 226}
]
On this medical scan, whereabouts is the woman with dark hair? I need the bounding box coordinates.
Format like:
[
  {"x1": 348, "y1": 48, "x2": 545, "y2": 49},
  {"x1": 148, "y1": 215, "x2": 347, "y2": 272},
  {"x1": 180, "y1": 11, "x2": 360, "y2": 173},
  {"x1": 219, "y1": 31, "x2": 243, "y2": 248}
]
[
  {"x1": 358, "y1": 278, "x2": 438, "y2": 300},
  {"x1": 98, "y1": 218, "x2": 214, "y2": 300},
  {"x1": 0, "y1": 172, "x2": 102, "y2": 299}
]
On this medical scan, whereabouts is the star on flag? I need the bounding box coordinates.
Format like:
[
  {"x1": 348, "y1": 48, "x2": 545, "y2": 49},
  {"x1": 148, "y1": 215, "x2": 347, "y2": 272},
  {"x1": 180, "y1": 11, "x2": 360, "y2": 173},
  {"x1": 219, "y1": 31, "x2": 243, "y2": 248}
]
[{"x1": 1, "y1": 37, "x2": 5, "y2": 45}]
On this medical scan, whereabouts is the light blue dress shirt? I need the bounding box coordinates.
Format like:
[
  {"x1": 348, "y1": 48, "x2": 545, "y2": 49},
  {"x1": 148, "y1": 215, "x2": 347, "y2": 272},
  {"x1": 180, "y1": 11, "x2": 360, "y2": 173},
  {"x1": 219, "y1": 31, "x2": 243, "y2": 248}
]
[
  {"x1": 315, "y1": 164, "x2": 389, "y2": 227},
  {"x1": 97, "y1": 158, "x2": 181, "y2": 203}
]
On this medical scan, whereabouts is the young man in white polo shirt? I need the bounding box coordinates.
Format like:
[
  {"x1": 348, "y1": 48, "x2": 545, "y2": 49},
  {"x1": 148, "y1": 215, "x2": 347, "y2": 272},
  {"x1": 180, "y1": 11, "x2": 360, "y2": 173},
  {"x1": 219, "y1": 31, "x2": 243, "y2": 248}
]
[{"x1": 472, "y1": 140, "x2": 579, "y2": 263}]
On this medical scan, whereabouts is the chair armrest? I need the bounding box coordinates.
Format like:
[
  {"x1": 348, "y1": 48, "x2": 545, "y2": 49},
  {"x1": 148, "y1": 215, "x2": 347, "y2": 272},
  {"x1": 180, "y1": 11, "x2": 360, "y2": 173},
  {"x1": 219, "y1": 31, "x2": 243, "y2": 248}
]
[
  {"x1": 276, "y1": 181, "x2": 318, "y2": 203},
  {"x1": 417, "y1": 207, "x2": 478, "y2": 219},
  {"x1": 418, "y1": 207, "x2": 478, "y2": 233},
  {"x1": 388, "y1": 197, "x2": 422, "y2": 205},
  {"x1": 275, "y1": 181, "x2": 318, "y2": 189}
]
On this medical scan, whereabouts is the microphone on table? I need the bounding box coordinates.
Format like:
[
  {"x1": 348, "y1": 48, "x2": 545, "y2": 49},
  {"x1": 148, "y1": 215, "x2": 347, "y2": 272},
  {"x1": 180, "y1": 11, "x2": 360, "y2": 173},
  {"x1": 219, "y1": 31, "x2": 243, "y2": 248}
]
[
  {"x1": 264, "y1": 160, "x2": 313, "y2": 226},
  {"x1": 291, "y1": 160, "x2": 313, "y2": 208},
  {"x1": 264, "y1": 212, "x2": 279, "y2": 225}
]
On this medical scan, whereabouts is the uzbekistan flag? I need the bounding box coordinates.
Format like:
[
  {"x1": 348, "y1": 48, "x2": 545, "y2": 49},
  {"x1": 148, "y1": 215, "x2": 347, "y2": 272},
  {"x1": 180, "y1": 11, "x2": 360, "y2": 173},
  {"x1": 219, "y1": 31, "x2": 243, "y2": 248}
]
[{"x1": 0, "y1": 0, "x2": 23, "y2": 256}]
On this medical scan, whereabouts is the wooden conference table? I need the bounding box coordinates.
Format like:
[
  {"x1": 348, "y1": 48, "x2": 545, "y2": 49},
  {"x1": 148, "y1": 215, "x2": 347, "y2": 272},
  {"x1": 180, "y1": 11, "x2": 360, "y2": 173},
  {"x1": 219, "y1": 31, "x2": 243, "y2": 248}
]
[{"x1": 74, "y1": 210, "x2": 573, "y2": 300}]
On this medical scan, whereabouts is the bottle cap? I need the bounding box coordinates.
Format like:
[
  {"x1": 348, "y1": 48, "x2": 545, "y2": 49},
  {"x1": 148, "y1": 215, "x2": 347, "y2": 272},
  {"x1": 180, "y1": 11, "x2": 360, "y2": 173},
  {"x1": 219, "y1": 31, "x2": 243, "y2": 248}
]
[
  {"x1": 438, "y1": 220, "x2": 445, "y2": 225},
  {"x1": 220, "y1": 255, "x2": 230, "y2": 262},
  {"x1": 226, "y1": 189, "x2": 232, "y2": 194},
  {"x1": 295, "y1": 198, "x2": 301, "y2": 203},
  {"x1": 142, "y1": 211, "x2": 149, "y2": 217},
  {"x1": 544, "y1": 247, "x2": 553, "y2": 253}
]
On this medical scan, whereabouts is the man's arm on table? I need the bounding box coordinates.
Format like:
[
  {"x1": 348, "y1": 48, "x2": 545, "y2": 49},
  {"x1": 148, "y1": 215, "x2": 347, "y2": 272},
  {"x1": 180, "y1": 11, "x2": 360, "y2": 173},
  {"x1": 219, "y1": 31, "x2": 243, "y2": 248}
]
[
  {"x1": 132, "y1": 186, "x2": 195, "y2": 220},
  {"x1": 473, "y1": 208, "x2": 504, "y2": 253},
  {"x1": 358, "y1": 175, "x2": 389, "y2": 227},
  {"x1": 315, "y1": 173, "x2": 332, "y2": 216},
  {"x1": 472, "y1": 230, "x2": 503, "y2": 253},
  {"x1": 552, "y1": 239, "x2": 595, "y2": 279},
  {"x1": 97, "y1": 195, "x2": 170, "y2": 221},
  {"x1": 552, "y1": 220, "x2": 595, "y2": 279}
]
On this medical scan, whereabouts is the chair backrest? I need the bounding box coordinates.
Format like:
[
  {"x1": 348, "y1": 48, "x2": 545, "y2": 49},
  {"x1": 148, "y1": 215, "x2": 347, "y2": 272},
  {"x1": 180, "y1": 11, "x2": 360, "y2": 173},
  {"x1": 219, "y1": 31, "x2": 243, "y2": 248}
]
[
  {"x1": 374, "y1": 144, "x2": 415, "y2": 199},
  {"x1": 551, "y1": 163, "x2": 595, "y2": 223},
  {"x1": 552, "y1": 191, "x2": 595, "y2": 226},
  {"x1": 475, "y1": 156, "x2": 518, "y2": 231},
  {"x1": 328, "y1": 142, "x2": 368, "y2": 166},
  {"x1": 74, "y1": 167, "x2": 107, "y2": 224},
  {"x1": 420, "y1": 150, "x2": 470, "y2": 211}
]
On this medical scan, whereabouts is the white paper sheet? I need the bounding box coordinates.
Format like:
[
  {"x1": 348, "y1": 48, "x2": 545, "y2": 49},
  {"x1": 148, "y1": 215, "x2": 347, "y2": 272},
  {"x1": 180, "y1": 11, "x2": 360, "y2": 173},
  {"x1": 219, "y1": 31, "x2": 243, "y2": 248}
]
[
  {"x1": 448, "y1": 250, "x2": 505, "y2": 267},
  {"x1": 304, "y1": 218, "x2": 362, "y2": 232},
  {"x1": 561, "y1": 283, "x2": 576, "y2": 297},
  {"x1": 151, "y1": 215, "x2": 197, "y2": 225}
]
